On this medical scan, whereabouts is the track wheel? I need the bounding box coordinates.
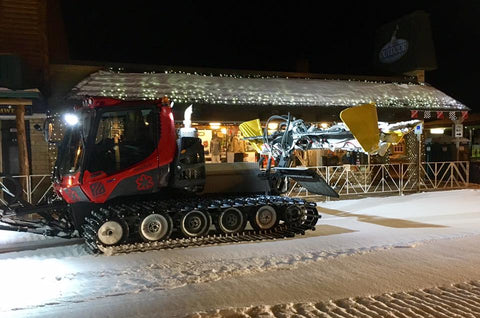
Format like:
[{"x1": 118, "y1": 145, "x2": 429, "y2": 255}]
[
  {"x1": 139, "y1": 213, "x2": 173, "y2": 242},
  {"x1": 250, "y1": 205, "x2": 278, "y2": 231},
  {"x1": 97, "y1": 219, "x2": 129, "y2": 246},
  {"x1": 179, "y1": 210, "x2": 211, "y2": 238},
  {"x1": 283, "y1": 205, "x2": 305, "y2": 227},
  {"x1": 216, "y1": 207, "x2": 246, "y2": 234}
]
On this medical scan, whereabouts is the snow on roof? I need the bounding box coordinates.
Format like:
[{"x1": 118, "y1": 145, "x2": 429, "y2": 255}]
[
  {"x1": 0, "y1": 87, "x2": 42, "y2": 99},
  {"x1": 70, "y1": 70, "x2": 468, "y2": 110}
]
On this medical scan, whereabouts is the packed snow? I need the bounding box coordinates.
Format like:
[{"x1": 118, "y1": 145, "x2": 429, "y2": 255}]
[{"x1": 0, "y1": 189, "x2": 479, "y2": 317}]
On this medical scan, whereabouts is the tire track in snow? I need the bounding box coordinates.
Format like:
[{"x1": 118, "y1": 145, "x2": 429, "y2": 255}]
[
  {"x1": 2, "y1": 243, "x2": 404, "y2": 312},
  {"x1": 186, "y1": 281, "x2": 480, "y2": 318}
]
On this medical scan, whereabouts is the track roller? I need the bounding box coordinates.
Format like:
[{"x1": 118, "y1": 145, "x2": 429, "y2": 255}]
[
  {"x1": 96, "y1": 218, "x2": 129, "y2": 246},
  {"x1": 216, "y1": 207, "x2": 246, "y2": 234},
  {"x1": 179, "y1": 210, "x2": 211, "y2": 237},
  {"x1": 139, "y1": 213, "x2": 173, "y2": 242},
  {"x1": 250, "y1": 205, "x2": 278, "y2": 231}
]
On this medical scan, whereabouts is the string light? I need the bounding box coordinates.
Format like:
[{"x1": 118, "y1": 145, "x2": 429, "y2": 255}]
[{"x1": 71, "y1": 70, "x2": 467, "y2": 110}]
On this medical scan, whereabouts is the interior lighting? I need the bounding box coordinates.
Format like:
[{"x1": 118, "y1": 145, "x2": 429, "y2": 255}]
[
  {"x1": 268, "y1": 123, "x2": 278, "y2": 130},
  {"x1": 209, "y1": 122, "x2": 221, "y2": 129},
  {"x1": 220, "y1": 128, "x2": 227, "y2": 134},
  {"x1": 430, "y1": 128, "x2": 445, "y2": 134},
  {"x1": 320, "y1": 122, "x2": 329, "y2": 129}
]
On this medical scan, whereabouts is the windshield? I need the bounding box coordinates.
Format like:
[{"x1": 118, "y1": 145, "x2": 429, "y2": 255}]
[
  {"x1": 54, "y1": 110, "x2": 91, "y2": 179},
  {"x1": 56, "y1": 126, "x2": 84, "y2": 176}
]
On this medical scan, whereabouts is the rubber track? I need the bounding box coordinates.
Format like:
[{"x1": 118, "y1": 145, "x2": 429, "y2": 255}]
[{"x1": 82, "y1": 195, "x2": 320, "y2": 255}]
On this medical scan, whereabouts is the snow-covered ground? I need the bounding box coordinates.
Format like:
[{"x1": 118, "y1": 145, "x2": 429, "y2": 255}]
[{"x1": 1, "y1": 189, "x2": 479, "y2": 317}]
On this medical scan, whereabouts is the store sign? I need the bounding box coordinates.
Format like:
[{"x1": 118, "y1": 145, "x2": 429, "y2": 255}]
[
  {"x1": 0, "y1": 106, "x2": 15, "y2": 114},
  {"x1": 0, "y1": 105, "x2": 32, "y2": 115},
  {"x1": 414, "y1": 123, "x2": 423, "y2": 135},
  {"x1": 374, "y1": 10, "x2": 437, "y2": 73},
  {"x1": 379, "y1": 26, "x2": 409, "y2": 64},
  {"x1": 454, "y1": 124, "x2": 463, "y2": 138}
]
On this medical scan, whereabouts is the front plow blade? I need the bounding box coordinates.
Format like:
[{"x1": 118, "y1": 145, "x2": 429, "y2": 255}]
[
  {"x1": 275, "y1": 168, "x2": 339, "y2": 198},
  {"x1": 340, "y1": 103, "x2": 380, "y2": 154}
]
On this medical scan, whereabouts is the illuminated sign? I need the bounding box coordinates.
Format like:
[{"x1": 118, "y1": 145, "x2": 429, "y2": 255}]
[
  {"x1": 379, "y1": 25, "x2": 409, "y2": 64},
  {"x1": 374, "y1": 10, "x2": 437, "y2": 73}
]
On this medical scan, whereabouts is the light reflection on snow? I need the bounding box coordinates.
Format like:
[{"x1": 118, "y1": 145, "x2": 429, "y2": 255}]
[
  {"x1": 0, "y1": 258, "x2": 75, "y2": 311},
  {"x1": 0, "y1": 231, "x2": 50, "y2": 245}
]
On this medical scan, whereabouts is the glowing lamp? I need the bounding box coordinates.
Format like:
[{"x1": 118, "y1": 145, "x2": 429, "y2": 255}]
[{"x1": 430, "y1": 128, "x2": 445, "y2": 134}]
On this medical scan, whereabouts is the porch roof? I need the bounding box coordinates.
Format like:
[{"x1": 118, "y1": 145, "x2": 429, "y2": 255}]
[{"x1": 70, "y1": 70, "x2": 468, "y2": 111}]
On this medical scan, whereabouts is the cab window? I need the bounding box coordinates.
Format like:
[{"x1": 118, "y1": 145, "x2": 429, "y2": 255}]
[{"x1": 88, "y1": 108, "x2": 157, "y2": 174}]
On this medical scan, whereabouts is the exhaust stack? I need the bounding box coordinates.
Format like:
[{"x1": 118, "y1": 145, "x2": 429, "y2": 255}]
[{"x1": 180, "y1": 104, "x2": 197, "y2": 138}]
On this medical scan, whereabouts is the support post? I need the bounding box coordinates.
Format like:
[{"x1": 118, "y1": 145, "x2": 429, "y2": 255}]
[
  {"x1": 15, "y1": 104, "x2": 30, "y2": 199},
  {"x1": 417, "y1": 133, "x2": 422, "y2": 193}
]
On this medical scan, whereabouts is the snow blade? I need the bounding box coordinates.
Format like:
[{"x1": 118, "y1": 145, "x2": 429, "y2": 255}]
[
  {"x1": 239, "y1": 118, "x2": 264, "y2": 153},
  {"x1": 274, "y1": 167, "x2": 339, "y2": 198},
  {"x1": 340, "y1": 103, "x2": 380, "y2": 154}
]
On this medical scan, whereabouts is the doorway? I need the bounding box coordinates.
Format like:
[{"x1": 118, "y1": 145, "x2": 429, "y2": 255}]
[{"x1": 1, "y1": 120, "x2": 32, "y2": 175}]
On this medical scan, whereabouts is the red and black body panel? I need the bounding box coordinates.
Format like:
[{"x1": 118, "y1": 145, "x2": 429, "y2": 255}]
[{"x1": 53, "y1": 97, "x2": 177, "y2": 204}]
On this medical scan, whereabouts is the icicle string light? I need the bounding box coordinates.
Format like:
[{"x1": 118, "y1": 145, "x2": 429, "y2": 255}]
[{"x1": 69, "y1": 70, "x2": 467, "y2": 110}]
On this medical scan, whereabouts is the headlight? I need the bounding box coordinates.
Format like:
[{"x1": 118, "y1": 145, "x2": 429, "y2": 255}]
[{"x1": 64, "y1": 113, "x2": 79, "y2": 126}]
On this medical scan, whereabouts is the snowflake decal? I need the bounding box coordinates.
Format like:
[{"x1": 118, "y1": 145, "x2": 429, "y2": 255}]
[
  {"x1": 65, "y1": 188, "x2": 80, "y2": 202},
  {"x1": 136, "y1": 174, "x2": 154, "y2": 191}
]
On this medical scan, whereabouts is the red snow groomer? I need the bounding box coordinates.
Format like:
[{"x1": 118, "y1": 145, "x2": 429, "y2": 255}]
[{"x1": 0, "y1": 97, "x2": 339, "y2": 254}]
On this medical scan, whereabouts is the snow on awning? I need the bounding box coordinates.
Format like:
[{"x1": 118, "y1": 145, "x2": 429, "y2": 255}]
[{"x1": 70, "y1": 70, "x2": 468, "y2": 110}]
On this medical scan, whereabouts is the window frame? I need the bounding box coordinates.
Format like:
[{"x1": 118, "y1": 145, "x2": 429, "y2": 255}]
[{"x1": 392, "y1": 141, "x2": 405, "y2": 154}]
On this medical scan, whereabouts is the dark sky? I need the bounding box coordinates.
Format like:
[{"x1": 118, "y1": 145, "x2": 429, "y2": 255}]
[{"x1": 61, "y1": 1, "x2": 480, "y2": 111}]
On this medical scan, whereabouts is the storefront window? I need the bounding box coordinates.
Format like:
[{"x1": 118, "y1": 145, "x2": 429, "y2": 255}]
[{"x1": 177, "y1": 123, "x2": 258, "y2": 164}]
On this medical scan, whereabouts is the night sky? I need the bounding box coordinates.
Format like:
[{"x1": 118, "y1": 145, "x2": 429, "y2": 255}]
[{"x1": 60, "y1": 1, "x2": 479, "y2": 112}]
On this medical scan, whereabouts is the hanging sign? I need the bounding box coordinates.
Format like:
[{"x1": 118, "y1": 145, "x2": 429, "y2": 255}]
[
  {"x1": 414, "y1": 123, "x2": 423, "y2": 135},
  {"x1": 454, "y1": 124, "x2": 463, "y2": 138}
]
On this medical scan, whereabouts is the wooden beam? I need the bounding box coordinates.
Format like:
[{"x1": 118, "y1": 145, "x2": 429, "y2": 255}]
[{"x1": 0, "y1": 99, "x2": 33, "y2": 105}]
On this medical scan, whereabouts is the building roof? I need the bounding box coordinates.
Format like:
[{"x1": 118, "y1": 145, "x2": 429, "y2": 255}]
[
  {"x1": 70, "y1": 70, "x2": 468, "y2": 111},
  {"x1": 0, "y1": 87, "x2": 41, "y2": 100}
]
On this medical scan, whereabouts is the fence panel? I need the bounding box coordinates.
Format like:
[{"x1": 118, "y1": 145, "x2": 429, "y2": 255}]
[
  {"x1": 0, "y1": 174, "x2": 53, "y2": 205},
  {"x1": 287, "y1": 161, "x2": 470, "y2": 198},
  {"x1": 0, "y1": 161, "x2": 471, "y2": 204}
]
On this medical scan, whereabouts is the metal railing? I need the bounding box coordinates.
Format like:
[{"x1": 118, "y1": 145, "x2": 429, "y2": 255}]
[
  {"x1": 287, "y1": 161, "x2": 470, "y2": 198},
  {"x1": 0, "y1": 161, "x2": 472, "y2": 205},
  {"x1": 0, "y1": 174, "x2": 53, "y2": 205}
]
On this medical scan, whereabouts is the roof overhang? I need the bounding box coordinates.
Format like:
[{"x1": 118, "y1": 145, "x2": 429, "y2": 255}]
[{"x1": 69, "y1": 70, "x2": 468, "y2": 111}]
